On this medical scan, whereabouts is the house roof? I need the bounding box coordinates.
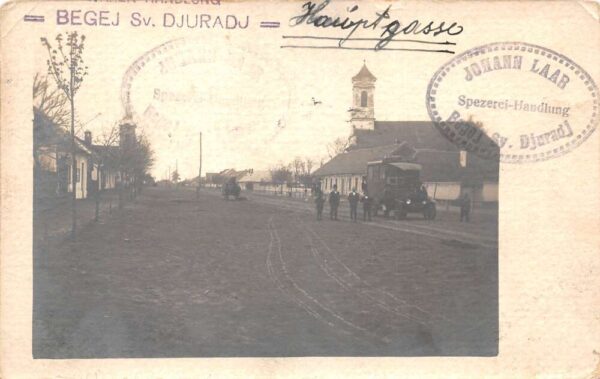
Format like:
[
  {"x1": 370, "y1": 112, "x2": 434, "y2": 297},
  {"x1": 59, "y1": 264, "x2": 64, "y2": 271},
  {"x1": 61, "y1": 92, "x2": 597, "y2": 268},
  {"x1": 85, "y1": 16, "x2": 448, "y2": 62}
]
[
  {"x1": 34, "y1": 108, "x2": 94, "y2": 156},
  {"x1": 314, "y1": 144, "x2": 402, "y2": 177},
  {"x1": 352, "y1": 63, "x2": 377, "y2": 82},
  {"x1": 239, "y1": 170, "x2": 271, "y2": 183},
  {"x1": 352, "y1": 121, "x2": 459, "y2": 151},
  {"x1": 351, "y1": 121, "x2": 499, "y2": 183},
  {"x1": 314, "y1": 146, "x2": 491, "y2": 183},
  {"x1": 218, "y1": 168, "x2": 250, "y2": 180},
  {"x1": 91, "y1": 144, "x2": 121, "y2": 157},
  {"x1": 317, "y1": 120, "x2": 499, "y2": 183}
]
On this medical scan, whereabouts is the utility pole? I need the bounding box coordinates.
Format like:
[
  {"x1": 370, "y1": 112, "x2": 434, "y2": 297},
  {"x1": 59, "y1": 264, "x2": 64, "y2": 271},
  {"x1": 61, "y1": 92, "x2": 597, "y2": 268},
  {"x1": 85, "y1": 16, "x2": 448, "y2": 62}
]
[
  {"x1": 199, "y1": 132, "x2": 202, "y2": 186},
  {"x1": 196, "y1": 132, "x2": 202, "y2": 200}
]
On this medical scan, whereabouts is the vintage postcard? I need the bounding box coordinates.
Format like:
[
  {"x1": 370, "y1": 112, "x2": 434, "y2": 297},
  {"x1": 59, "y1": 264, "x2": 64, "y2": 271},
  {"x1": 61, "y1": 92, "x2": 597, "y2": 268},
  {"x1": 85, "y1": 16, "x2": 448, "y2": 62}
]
[{"x1": 0, "y1": 0, "x2": 598, "y2": 377}]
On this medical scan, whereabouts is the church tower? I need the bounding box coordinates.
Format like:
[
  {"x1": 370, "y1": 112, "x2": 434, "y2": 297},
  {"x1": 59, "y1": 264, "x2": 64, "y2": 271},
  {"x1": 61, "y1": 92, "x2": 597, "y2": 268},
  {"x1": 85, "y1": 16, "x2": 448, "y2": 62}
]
[{"x1": 350, "y1": 62, "x2": 376, "y2": 130}]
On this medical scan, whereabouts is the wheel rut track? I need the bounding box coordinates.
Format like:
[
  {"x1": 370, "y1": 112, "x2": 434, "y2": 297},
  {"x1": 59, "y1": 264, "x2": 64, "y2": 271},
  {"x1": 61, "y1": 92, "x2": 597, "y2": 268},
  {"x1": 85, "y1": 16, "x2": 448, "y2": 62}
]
[
  {"x1": 266, "y1": 216, "x2": 381, "y2": 343},
  {"x1": 266, "y1": 214, "x2": 460, "y2": 346}
]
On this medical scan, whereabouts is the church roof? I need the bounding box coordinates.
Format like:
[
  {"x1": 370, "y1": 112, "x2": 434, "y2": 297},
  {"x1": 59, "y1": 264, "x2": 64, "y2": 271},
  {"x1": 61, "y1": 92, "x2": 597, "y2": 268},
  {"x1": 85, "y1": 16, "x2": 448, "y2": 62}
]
[
  {"x1": 351, "y1": 121, "x2": 499, "y2": 182},
  {"x1": 353, "y1": 121, "x2": 458, "y2": 150},
  {"x1": 314, "y1": 144, "x2": 403, "y2": 177},
  {"x1": 316, "y1": 121, "x2": 499, "y2": 183},
  {"x1": 352, "y1": 63, "x2": 377, "y2": 82},
  {"x1": 314, "y1": 143, "x2": 462, "y2": 181}
]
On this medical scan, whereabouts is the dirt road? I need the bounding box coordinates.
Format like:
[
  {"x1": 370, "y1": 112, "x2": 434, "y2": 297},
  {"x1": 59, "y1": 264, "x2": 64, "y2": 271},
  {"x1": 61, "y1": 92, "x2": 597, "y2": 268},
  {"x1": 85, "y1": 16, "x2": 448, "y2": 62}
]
[{"x1": 33, "y1": 187, "x2": 498, "y2": 357}]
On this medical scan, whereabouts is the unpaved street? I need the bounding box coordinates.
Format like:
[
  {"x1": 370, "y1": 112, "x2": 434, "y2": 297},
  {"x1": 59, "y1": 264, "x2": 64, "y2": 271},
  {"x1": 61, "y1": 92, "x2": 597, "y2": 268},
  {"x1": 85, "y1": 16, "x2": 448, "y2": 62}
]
[{"x1": 34, "y1": 187, "x2": 497, "y2": 357}]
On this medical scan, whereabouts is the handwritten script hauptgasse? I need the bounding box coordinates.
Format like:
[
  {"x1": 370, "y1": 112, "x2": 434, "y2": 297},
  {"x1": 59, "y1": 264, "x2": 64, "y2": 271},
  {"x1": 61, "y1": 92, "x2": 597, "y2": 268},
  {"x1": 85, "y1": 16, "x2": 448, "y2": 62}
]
[{"x1": 289, "y1": 0, "x2": 464, "y2": 50}]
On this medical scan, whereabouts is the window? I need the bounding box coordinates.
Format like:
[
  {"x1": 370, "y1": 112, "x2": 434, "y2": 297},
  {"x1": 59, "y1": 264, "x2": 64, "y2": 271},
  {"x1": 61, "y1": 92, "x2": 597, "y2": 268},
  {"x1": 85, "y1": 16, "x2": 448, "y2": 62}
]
[
  {"x1": 354, "y1": 177, "x2": 358, "y2": 189},
  {"x1": 360, "y1": 91, "x2": 368, "y2": 107},
  {"x1": 76, "y1": 167, "x2": 80, "y2": 183}
]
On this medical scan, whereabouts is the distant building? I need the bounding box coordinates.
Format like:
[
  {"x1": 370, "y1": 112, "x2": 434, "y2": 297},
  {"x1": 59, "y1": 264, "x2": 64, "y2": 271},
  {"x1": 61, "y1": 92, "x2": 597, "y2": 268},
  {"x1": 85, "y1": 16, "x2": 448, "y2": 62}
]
[
  {"x1": 238, "y1": 170, "x2": 271, "y2": 190},
  {"x1": 314, "y1": 63, "x2": 499, "y2": 203},
  {"x1": 205, "y1": 168, "x2": 252, "y2": 187}
]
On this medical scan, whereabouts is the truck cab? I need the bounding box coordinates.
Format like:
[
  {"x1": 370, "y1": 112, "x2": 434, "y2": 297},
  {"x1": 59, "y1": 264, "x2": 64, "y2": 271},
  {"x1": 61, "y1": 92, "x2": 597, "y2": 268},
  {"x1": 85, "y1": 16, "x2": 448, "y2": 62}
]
[{"x1": 366, "y1": 158, "x2": 436, "y2": 220}]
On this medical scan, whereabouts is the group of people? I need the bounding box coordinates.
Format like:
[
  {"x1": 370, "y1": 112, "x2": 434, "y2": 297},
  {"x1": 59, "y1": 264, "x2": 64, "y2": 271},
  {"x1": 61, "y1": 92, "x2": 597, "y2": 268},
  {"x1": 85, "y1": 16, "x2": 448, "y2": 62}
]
[
  {"x1": 312, "y1": 183, "x2": 474, "y2": 223},
  {"x1": 313, "y1": 184, "x2": 373, "y2": 222}
]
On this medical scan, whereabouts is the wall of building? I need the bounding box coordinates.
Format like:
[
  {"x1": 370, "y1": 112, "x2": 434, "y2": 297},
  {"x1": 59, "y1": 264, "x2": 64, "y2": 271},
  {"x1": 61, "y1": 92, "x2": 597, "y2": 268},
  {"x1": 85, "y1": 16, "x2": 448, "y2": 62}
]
[
  {"x1": 65, "y1": 154, "x2": 88, "y2": 199},
  {"x1": 319, "y1": 175, "x2": 363, "y2": 195},
  {"x1": 424, "y1": 182, "x2": 461, "y2": 201}
]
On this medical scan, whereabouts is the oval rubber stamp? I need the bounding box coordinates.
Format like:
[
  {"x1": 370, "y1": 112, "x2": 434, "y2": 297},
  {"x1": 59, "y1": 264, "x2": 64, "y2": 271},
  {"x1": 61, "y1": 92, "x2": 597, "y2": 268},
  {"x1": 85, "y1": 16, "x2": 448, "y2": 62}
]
[
  {"x1": 120, "y1": 37, "x2": 293, "y2": 138},
  {"x1": 426, "y1": 42, "x2": 598, "y2": 163}
]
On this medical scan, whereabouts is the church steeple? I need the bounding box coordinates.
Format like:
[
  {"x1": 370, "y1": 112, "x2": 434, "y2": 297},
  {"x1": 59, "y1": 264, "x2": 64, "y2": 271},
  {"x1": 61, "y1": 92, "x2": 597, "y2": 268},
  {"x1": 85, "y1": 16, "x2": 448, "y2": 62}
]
[{"x1": 350, "y1": 62, "x2": 376, "y2": 130}]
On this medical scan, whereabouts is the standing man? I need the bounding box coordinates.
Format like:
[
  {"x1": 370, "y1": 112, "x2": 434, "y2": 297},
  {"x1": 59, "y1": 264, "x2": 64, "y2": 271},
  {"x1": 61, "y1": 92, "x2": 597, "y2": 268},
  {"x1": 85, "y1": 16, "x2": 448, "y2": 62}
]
[
  {"x1": 460, "y1": 192, "x2": 472, "y2": 222},
  {"x1": 361, "y1": 192, "x2": 372, "y2": 221},
  {"x1": 361, "y1": 176, "x2": 368, "y2": 193},
  {"x1": 382, "y1": 185, "x2": 394, "y2": 218},
  {"x1": 418, "y1": 184, "x2": 428, "y2": 201},
  {"x1": 315, "y1": 188, "x2": 325, "y2": 221},
  {"x1": 348, "y1": 187, "x2": 360, "y2": 222},
  {"x1": 329, "y1": 184, "x2": 340, "y2": 221}
]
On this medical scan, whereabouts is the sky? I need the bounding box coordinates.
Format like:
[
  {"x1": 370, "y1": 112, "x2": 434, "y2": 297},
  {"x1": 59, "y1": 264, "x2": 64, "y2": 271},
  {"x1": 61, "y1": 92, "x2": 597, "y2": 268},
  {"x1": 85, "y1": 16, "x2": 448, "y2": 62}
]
[
  {"x1": 30, "y1": 0, "x2": 598, "y2": 180},
  {"x1": 31, "y1": 2, "x2": 456, "y2": 180}
]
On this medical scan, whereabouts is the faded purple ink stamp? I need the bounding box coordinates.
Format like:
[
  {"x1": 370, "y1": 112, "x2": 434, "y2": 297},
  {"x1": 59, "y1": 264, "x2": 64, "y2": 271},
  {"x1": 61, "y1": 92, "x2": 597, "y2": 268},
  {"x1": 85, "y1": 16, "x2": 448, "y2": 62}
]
[{"x1": 426, "y1": 42, "x2": 598, "y2": 163}]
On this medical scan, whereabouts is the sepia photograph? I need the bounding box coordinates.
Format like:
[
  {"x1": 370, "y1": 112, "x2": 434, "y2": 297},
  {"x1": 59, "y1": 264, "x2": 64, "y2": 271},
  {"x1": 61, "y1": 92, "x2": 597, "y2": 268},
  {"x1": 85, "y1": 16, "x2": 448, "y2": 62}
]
[
  {"x1": 31, "y1": 31, "x2": 500, "y2": 357},
  {"x1": 1, "y1": 0, "x2": 598, "y2": 377}
]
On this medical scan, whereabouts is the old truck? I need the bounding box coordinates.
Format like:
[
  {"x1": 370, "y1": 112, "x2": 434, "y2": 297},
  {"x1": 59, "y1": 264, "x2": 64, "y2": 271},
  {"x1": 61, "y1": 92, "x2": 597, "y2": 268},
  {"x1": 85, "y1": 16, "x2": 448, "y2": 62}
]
[
  {"x1": 366, "y1": 158, "x2": 436, "y2": 220},
  {"x1": 222, "y1": 177, "x2": 241, "y2": 200}
]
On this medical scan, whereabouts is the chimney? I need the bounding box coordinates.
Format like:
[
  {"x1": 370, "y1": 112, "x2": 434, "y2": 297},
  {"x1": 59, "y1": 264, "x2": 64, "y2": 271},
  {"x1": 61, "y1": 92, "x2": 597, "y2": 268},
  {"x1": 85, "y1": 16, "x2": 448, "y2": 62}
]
[{"x1": 84, "y1": 130, "x2": 92, "y2": 145}]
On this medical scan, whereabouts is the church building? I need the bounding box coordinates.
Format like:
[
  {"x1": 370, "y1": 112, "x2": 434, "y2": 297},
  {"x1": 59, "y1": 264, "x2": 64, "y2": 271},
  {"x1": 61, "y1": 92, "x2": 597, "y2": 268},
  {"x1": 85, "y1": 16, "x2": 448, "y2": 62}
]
[{"x1": 314, "y1": 63, "x2": 499, "y2": 204}]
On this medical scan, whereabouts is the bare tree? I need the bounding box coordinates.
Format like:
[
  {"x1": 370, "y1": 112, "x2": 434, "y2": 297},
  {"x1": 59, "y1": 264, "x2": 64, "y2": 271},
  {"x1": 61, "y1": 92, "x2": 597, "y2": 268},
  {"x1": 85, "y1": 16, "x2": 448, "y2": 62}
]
[
  {"x1": 326, "y1": 136, "x2": 352, "y2": 159},
  {"x1": 33, "y1": 73, "x2": 69, "y2": 128},
  {"x1": 270, "y1": 163, "x2": 292, "y2": 184},
  {"x1": 291, "y1": 156, "x2": 305, "y2": 182},
  {"x1": 304, "y1": 158, "x2": 314, "y2": 175},
  {"x1": 41, "y1": 32, "x2": 88, "y2": 238}
]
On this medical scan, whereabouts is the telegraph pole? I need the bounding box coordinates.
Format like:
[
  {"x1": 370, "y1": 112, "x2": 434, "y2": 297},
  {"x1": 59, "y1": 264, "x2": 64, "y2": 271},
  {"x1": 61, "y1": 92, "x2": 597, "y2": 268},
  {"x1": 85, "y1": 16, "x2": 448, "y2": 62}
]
[
  {"x1": 196, "y1": 132, "x2": 202, "y2": 199},
  {"x1": 199, "y1": 132, "x2": 202, "y2": 186}
]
